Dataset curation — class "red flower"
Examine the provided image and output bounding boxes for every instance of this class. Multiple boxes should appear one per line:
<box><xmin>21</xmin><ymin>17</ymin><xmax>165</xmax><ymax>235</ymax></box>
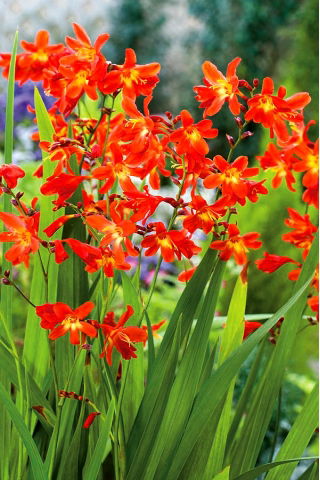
<box><xmin>203</xmin><ymin>155</ymin><xmax>259</xmax><ymax>204</ymax></box>
<box><xmin>169</xmin><ymin>109</ymin><xmax>218</xmax><ymax>156</ymax></box>
<box><xmin>0</xmin><ymin>212</ymin><xmax>40</xmax><ymax>267</ymax></box>
<box><xmin>99</xmin><ymin>305</ymin><xmax>147</xmax><ymax>365</ymax></box>
<box><xmin>282</xmin><ymin>208</ymin><xmax>317</xmax><ymax>258</ymax></box>
<box><xmin>210</xmin><ymin>224</ymin><xmax>262</xmax><ymax>265</ymax></box>
<box><xmin>40</xmin><ymin>173</ymin><xmax>89</xmax><ymax>208</ymax></box>
<box><xmin>141</xmin><ymin>222</ymin><xmax>201</xmax><ymax>262</ymax></box>
<box><xmin>243</xmin><ymin>321</ymin><xmax>262</xmax><ymax>339</ymax></box>
<box><xmin>0</xmin><ymin>164</ymin><xmax>25</xmax><ymax>190</ymax></box>
<box><xmin>83</xmin><ymin>412</ymin><xmax>101</xmax><ymax>429</ymax></box>
<box><xmin>182</xmin><ymin>195</ymin><xmax>229</xmax><ymax>234</ymax></box>
<box><xmin>101</xmin><ymin>48</ymin><xmax>160</xmax><ymax>99</ymax></box>
<box><xmin>245</xmin><ymin>78</ymin><xmax>311</xmax><ymax>142</ymax></box>
<box><xmin>255</xmin><ymin>252</ymin><xmax>299</xmax><ymax>273</ymax></box>
<box><xmin>65</xmin><ymin>238</ymin><xmax>131</xmax><ymax>277</ymax></box>
<box><xmin>36</xmin><ymin>301</ymin><xmax>97</xmax><ymax>345</ymax></box>
<box><xmin>194</xmin><ymin>57</ymin><xmax>243</xmax><ymax>116</ymax></box>
<box><xmin>257</xmin><ymin>143</ymin><xmax>296</xmax><ymax>192</ymax></box>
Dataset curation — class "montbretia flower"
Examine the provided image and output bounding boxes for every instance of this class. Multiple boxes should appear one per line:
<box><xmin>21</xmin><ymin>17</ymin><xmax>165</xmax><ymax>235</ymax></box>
<box><xmin>245</xmin><ymin>77</ymin><xmax>311</xmax><ymax>142</ymax></box>
<box><xmin>101</xmin><ymin>48</ymin><xmax>160</xmax><ymax>99</ymax></box>
<box><xmin>210</xmin><ymin>224</ymin><xmax>262</xmax><ymax>265</ymax></box>
<box><xmin>99</xmin><ymin>305</ymin><xmax>147</xmax><ymax>365</ymax></box>
<box><xmin>255</xmin><ymin>252</ymin><xmax>299</xmax><ymax>273</ymax></box>
<box><xmin>203</xmin><ymin>155</ymin><xmax>260</xmax><ymax>204</ymax></box>
<box><xmin>169</xmin><ymin>109</ymin><xmax>218</xmax><ymax>156</ymax></box>
<box><xmin>141</xmin><ymin>222</ymin><xmax>201</xmax><ymax>262</ymax></box>
<box><xmin>0</xmin><ymin>212</ymin><xmax>40</xmax><ymax>267</ymax></box>
<box><xmin>0</xmin><ymin>164</ymin><xmax>25</xmax><ymax>190</ymax></box>
<box><xmin>194</xmin><ymin>57</ymin><xmax>243</xmax><ymax>116</ymax></box>
<box><xmin>36</xmin><ymin>301</ymin><xmax>97</xmax><ymax>345</ymax></box>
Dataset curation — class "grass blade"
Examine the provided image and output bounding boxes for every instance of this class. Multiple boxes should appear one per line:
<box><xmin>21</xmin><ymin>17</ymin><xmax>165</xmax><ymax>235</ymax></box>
<box><xmin>82</xmin><ymin>398</ymin><xmax>115</xmax><ymax>480</ymax></box>
<box><xmin>233</xmin><ymin>458</ymin><xmax>318</xmax><ymax>480</ymax></box>
<box><xmin>0</xmin><ymin>381</ymin><xmax>47</xmax><ymax>480</ymax></box>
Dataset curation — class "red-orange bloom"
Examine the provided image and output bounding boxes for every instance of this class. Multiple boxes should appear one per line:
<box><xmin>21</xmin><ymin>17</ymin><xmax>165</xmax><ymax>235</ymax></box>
<box><xmin>40</xmin><ymin>173</ymin><xmax>89</xmax><ymax>208</ymax></box>
<box><xmin>36</xmin><ymin>301</ymin><xmax>97</xmax><ymax>345</ymax></box>
<box><xmin>0</xmin><ymin>165</ymin><xmax>25</xmax><ymax>190</ymax></box>
<box><xmin>245</xmin><ymin>78</ymin><xmax>311</xmax><ymax>142</ymax></box>
<box><xmin>170</xmin><ymin>109</ymin><xmax>218</xmax><ymax>156</ymax></box>
<box><xmin>210</xmin><ymin>224</ymin><xmax>262</xmax><ymax>265</ymax></box>
<box><xmin>182</xmin><ymin>195</ymin><xmax>229</xmax><ymax>234</ymax></box>
<box><xmin>99</xmin><ymin>305</ymin><xmax>147</xmax><ymax>365</ymax></box>
<box><xmin>0</xmin><ymin>30</ymin><xmax>66</xmax><ymax>84</ymax></box>
<box><xmin>65</xmin><ymin>238</ymin><xmax>131</xmax><ymax>277</ymax></box>
<box><xmin>194</xmin><ymin>57</ymin><xmax>243</xmax><ymax>116</ymax></box>
<box><xmin>282</xmin><ymin>208</ymin><xmax>317</xmax><ymax>258</ymax></box>
<box><xmin>141</xmin><ymin>222</ymin><xmax>201</xmax><ymax>262</ymax></box>
<box><xmin>255</xmin><ymin>252</ymin><xmax>299</xmax><ymax>273</ymax></box>
<box><xmin>203</xmin><ymin>155</ymin><xmax>260</xmax><ymax>204</ymax></box>
<box><xmin>101</xmin><ymin>48</ymin><xmax>160</xmax><ymax>99</ymax></box>
<box><xmin>0</xmin><ymin>212</ymin><xmax>40</xmax><ymax>267</ymax></box>
<box><xmin>243</xmin><ymin>321</ymin><xmax>262</xmax><ymax>339</ymax></box>
<box><xmin>63</xmin><ymin>23</ymin><xmax>109</xmax><ymax>66</ymax></box>
<box><xmin>257</xmin><ymin>143</ymin><xmax>296</xmax><ymax>192</ymax></box>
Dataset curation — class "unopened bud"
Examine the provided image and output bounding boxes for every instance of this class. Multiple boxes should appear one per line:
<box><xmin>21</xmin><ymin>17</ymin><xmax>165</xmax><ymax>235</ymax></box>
<box><xmin>234</xmin><ymin>117</ymin><xmax>243</xmax><ymax>128</ymax></box>
<box><xmin>1</xmin><ymin>278</ymin><xmax>11</xmax><ymax>285</ymax></box>
<box><xmin>241</xmin><ymin>131</ymin><xmax>254</xmax><ymax>139</ymax></box>
<box><xmin>4</xmin><ymin>270</ymin><xmax>10</xmax><ymax>278</ymax></box>
<box><xmin>112</xmin><ymin>89</ymin><xmax>121</xmax><ymax>98</ymax></box>
<box><xmin>11</xmin><ymin>199</ymin><xmax>18</xmax><ymax>207</ymax></box>
<box><xmin>41</xmin><ymin>241</ymin><xmax>49</xmax><ymax>248</ymax></box>
<box><xmin>226</xmin><ymin>134</ymin><xmax>235</xmax><ymax>147</ymax></box>
<box><xmin>16</xmin><ymin>191</ymin><xmax>24</xmax><ymax>199</ymax></box>
<box><xmin>253</xmin><ymin>78</ymin><xmax>259</xmax><ymax>88</ymax></box>
<box><xmin>2</xmin><ymin>186</ymin><xmax>11</xmax><ymax>194</ymax></box>
<box><xmin>165</xmin><ymin>111</ymin><xmax>173</xmax><ymax>120</ymax></box>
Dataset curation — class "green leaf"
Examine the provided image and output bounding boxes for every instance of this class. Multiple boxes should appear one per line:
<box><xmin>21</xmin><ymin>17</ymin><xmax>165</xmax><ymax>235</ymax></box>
<box><xmin>165</xmin><ymin>265</ymin><xmax>316</xmax><ymax>480</ymax></box>
<box><xmin>296</xmin><ymin>461</ymin><xmax>319</xmax><ymax>480</ymax></box>
<box><xmin>126</xmin><ymin>317</ymin><xmax>181</xmax><ymax>478</ymax></box>
<box><xmin>212</xmin><ymin>466</ymin><xmax>230</xmax><ymax>480</ymax></box>
<box><xmin>233</xmin><ymin>458</ymin><xmax>318</xmax><ymax>480</ymax></box>
<box><xmin>230</xmin><ymin>232</ymin><xmax>319</xmax><ymax>476</ymax></box>
<box><xmin>23</xmin><ymin>88</ymin><xmax>62</xmax><ymax>386</ymax></box>
<box><xmin>205</xmin><ymin>271</ymin><xmax>248</xmax><ymax>478</ymax></box>
<box><xmin>127</xmin><ymin>248</ymin><xmax>218</xmax><ymax>466</ymax></box>
<box><xmin>132</xmin><ymin>260</ymin><xmax>225</xmax><ymax>480</ymax></box>
<box><xmin>0</xmin><ymin>381</ymin><xmax>47</xmax><ymax>480</ymax></box>
<box><xmin>82</xmin><ymin>398</ymin><xmax>115</xmax><ymax>480</ymax></box>
<box><xmin>265</xmin><ymin>383</ymin><xmax>318</xmax><ymax>480</ymax></box>
<box><xmin>0</xmin><ymin>32</ymin><xmax>20</xmax><ymax>480</ymax></box>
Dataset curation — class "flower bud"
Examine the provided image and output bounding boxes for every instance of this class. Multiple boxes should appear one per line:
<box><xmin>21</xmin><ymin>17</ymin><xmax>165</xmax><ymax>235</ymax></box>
<box><xmin>234</xmin><ymin>117</ymin><xmax>243</xmax><ymax>128</ymax></box>
<box><xmin>226</xmin><ymin>134</ymin><xmax>235</xmax><ymax>147</ymax></box>
<box><xmin>1</xmin><ymin>278</ymin><xmax>11</xmax><ymax>285</ymax></box>
<box><xmin>16</xmin><ymin>191</ymin><xmax>24</xmax><ymax>199</ymax></box>
<box><xmin>4</xmin><ymin>270</ymin><xmax>10</xmax><ymax>278</ymax></box>
<box><xmin>253</xmin><ymin>78</ymin><xmax>259</xmax><ymax>87</ymax></box>
<box><xmin>241</xmin><ymin>131</ymin><xmax>254</xmax><ymax>139</ymax></box>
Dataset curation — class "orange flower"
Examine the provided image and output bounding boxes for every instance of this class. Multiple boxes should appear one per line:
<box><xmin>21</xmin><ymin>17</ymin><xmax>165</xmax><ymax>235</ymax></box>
<box><xmin>40</xmin><ymin>173</ymin><xmax>89</xmax><ymax>208</ymax></box>
<box><xmin>203</xmin><ymin>155</ymin><xmax>260</xmax><ymax>204</ymax></box>
<box><xmin>101</xmin><ymin>48</ymin><xmax>160</xmax><ymax>99</ymax></box>
<box><xmin>182</xmin><ymin>195</ymin><xmax>229</xmax><ymax>234</ymax></box>
<box><xmin>255</xmin><ymin>252</ymin><xmax>299</xmax><ymax>273</ymax></box>
<box><xmin>99</xmin><ymin>305</ymin><xmax>147</xmax><ymax>365</ymax></box>
<box><xmin>245</xmin><ymin>78</ymin><xmax>311</xmax><ymax>142</ymax></box>
<box><xmin>0</xmin><ymin>212</ymin><xmax>40</xmax><ymax>267</ymax></box>
<box><xmin>210</xmin><ymin>224</ymin><xmax>262</xmax><ymax>265</ymax></box>
<box><xmin>243</xmin><ymin>321</ymin><xmax>262</xmax><ymax>339</ymax></box>
<box><xmin>0</xmin><ymin>164</ymin><xmax>25</xmax><ymax>190</ymax></box>
<box><xmin>65</xmin><ymin>238</ymin><xmax>131</xmax><ymax>277</ymax></box>
<box><xmin>141</xmin><ymin>222</ymin><xmax>201</xmax><ymax>262</ymax></box>
<box><xmin>194</xmin><ymin>57</ymin><xmax>243</xmax><ymax>116</ymax></box>
<box><xmin>282</xmin><ymin>208</ymin><xmax>317</xmax><ymax>258</ymax></box>
<box><xmin>257</xmin><ymin>143</ymin><xmax>296</xmax><ymax>192</ymax></box>
<box><xmin>169</xmin><ymin>109</ymin><xmax>218</xmax><ymax>156</ymax></box>
<box><xmin>36</xmin><ymin>301</ymin><xmax>97</xmax><ymax>345</ymax></box>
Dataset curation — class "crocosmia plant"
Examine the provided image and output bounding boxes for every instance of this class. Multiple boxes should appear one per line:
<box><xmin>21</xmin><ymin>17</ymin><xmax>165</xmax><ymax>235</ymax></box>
<box><xmin>0</xmin><ymin>24</ymin><xmax>318</xmax><ymax>480</ymax></box>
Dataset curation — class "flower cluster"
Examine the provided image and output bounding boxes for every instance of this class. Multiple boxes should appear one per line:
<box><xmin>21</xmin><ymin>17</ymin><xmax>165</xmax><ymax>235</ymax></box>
<box><xmin>0</xmin><ymin>23</ymin><xmax>318</xmax><ymax>359</ymax></box>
